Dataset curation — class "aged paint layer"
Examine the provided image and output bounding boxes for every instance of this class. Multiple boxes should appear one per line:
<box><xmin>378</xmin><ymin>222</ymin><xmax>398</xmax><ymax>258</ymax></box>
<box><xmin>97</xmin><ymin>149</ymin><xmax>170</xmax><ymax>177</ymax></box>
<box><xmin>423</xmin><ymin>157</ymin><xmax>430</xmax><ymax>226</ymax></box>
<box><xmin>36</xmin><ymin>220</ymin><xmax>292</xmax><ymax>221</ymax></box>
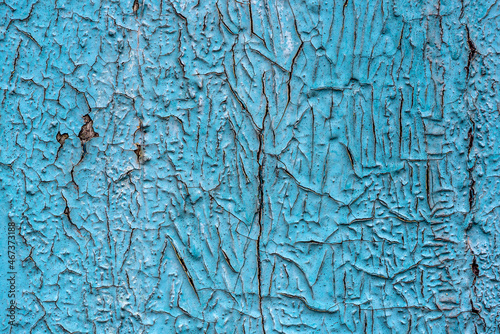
<box><xmin>0</xmin><ymin>0</ymin><xmax>499</xmax><ymax>333</ymax></box>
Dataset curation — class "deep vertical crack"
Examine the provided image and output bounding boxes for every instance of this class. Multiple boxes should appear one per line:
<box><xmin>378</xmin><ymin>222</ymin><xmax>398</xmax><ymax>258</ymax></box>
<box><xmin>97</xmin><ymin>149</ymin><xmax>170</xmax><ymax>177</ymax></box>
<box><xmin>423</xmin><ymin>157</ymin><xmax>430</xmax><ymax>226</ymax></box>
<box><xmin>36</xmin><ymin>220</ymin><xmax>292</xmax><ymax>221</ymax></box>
<box><xmin>256</xmin><ymin>131</ymin><xmax>266</xmax><ymax>334</ymax></box>
<box><xmin>256</xmin><ymin>75</ymin><xmax>270</xmax><ymax>334</ymax></box>
<box><xmin>465</xmin><ymin>25</ymin><xmax>477</xmax><ymax>79</ymax></box>
<box><xmin>463</xmin><ymin>24</ymin><xmax>484</xmax><ymax>327</ymax></box>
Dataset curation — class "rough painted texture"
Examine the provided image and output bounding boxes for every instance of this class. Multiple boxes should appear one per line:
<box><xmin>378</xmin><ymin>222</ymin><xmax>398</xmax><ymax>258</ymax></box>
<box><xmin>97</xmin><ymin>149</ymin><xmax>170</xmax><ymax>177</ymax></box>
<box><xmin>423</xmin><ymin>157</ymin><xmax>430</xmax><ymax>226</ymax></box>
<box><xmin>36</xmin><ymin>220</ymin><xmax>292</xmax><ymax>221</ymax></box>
<box><xmin>0</xmin><ymin>0</ymin><xmax>498</xmax><ymax>332</ymax></box>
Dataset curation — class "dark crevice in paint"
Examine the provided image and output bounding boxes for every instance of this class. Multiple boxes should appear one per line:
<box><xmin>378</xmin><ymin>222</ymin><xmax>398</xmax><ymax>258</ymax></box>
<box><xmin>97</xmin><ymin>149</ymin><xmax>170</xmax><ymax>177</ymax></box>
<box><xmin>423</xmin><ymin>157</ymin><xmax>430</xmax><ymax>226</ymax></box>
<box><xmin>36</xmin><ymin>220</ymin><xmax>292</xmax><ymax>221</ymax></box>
<box><xmin>255</xmin><ymin>75</ymin><xmax>270</xmax><ymax>334</ymax></box>
<box><xmin>55</xmin><ymin>132</ymin><xmax>68</xmax><ymax>161</ymax></box>
<box><xmin>169</xmin><ymin>237</ymin><xmax>200</xmax><ymax>301</ymax></box>
<box><xmin>70</xmin><ymin>166</ymin><xmax>79</xmax><ymax>193</ymax></box>
<box><xmin>471</xmin><ymin>299</ymin><xmax>481</xmax><ymax>314</ymax></box>
<box><xmin>133</xmin><ymin>0</ymin><xmax>139</xmax><ymax>14</ymax></box>
<box><xmin>56</xmin><ymin>132</ymin><xmax>69</xmax><ymax>146</ymax></box>
<box><xmin>78</xmin><ymin>114</ymin><xmax>99</xmax><ymax>145</ymax></box>
<box><xmin>62</xmin><ymin>193</ymin><xmax>83</xmax><ymax>238</ymax></box>
<box><xmin>467</xmin><ymin>124</ymin><xmax>476</xmax><ymax>217</ymax></box>
<box><xmin>256</xmin><ymin>117</ymin><xmax>266</xmax><ymax>334</ymax></box>
<box><xmin>70</xmin><ymin>114</ymin><xmax>99</xmax><ymax>193</ymax></box>
<box><xmin>133</xmin><ymin>119</ymin><xmax>145</xmax><ymax>164</ymax></box>
<box><xmin>463</xmin><ymin>23</ymin><xmax>484</xmax><ymax>326</ymax></box>
<box><xmin>134</xmin><ymin>144</ymin><xmax>142</xmax><ymax>162</ymax></box>
<box><xmin>472</xmin><ymin>257</ymin><xmax>480</xmax><ymax>277</ymax></box>
<box><xmin>465</xmin><ymin>25</ymin><xmax>477</xmax><ymax>79</ymax></box>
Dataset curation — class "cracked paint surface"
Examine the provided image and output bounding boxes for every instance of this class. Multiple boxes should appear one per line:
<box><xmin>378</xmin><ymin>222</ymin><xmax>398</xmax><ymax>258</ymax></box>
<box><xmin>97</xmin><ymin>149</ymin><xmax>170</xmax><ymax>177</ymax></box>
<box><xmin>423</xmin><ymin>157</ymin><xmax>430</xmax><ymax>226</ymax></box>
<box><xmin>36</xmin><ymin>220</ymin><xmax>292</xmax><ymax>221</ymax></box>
<box><xmin>0</xmin><ymin>0</ymin><xmax>499</xmax><ymax>332</ymax></box>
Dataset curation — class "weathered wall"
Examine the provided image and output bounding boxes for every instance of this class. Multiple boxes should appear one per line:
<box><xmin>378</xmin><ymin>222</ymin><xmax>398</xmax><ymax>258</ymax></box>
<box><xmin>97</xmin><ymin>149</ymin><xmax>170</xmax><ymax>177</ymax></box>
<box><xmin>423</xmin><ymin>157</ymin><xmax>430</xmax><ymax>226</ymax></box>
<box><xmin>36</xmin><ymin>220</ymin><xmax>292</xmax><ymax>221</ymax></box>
<box><xmin>0</xmin><ymin>0</ymin><xmax>498</xmax><ymax>332</ymax></box>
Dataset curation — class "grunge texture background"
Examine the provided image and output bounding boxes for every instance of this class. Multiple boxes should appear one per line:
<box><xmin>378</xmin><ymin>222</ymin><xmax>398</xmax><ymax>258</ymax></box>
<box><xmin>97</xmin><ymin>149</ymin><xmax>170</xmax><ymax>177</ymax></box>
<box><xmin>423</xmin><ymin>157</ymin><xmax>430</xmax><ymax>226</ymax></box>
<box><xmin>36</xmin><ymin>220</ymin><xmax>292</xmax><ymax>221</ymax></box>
<box><xmin>1</xmin><ymin>0</ymin><xmax>499</xmax><ymax>333</ymax></box>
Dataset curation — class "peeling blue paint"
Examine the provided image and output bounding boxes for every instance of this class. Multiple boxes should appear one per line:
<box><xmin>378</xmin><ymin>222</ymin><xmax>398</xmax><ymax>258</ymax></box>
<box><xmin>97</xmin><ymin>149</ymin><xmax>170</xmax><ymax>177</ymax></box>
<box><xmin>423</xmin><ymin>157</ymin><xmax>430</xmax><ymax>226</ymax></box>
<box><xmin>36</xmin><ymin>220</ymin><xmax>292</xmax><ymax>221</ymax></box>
<box><xmin>0</xmin><ymin>0</ymin><xmax>499</xmax><ymax>332</ymax></box>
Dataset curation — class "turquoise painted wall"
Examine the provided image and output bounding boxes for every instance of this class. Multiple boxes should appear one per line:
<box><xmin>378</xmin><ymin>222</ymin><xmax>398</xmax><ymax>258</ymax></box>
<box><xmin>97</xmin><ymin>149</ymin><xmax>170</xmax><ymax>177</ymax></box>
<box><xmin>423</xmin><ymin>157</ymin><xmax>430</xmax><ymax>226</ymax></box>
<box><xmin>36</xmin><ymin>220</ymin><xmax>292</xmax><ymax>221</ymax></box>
<box><xmin>0</xmin><ymin>0</ymin><xmax>498</xmax><ymax>332</ymax></box>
